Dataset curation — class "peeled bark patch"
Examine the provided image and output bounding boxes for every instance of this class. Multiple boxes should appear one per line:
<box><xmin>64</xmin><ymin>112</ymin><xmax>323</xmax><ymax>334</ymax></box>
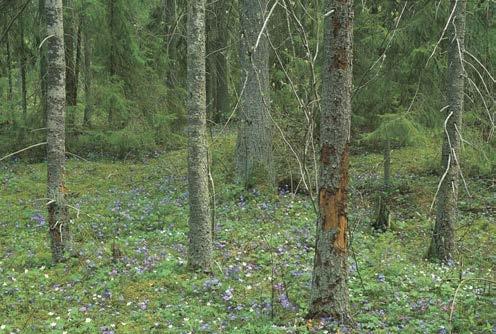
<box><xmin>319</xmin><ymin>144</ymin><xmax>349</xmax><ymax>252</ymax></box>
<box><xmin>309</xmin><ymin>0</ymin><xmax>353</xmax><ymax>323</ymax></box>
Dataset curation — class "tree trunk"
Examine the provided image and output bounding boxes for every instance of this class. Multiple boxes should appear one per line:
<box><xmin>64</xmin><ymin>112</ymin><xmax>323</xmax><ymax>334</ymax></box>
<box><xmin>308</xmin><ymin>0</ymin><xmax>353</xmax><ymax>324</ymax></box>
<box><xmin>163</xmin><ymin>0</ymin><xmax>177</xmax><ymax>86</ymax></box>
<box><xmin>6</xmin><ymin>34</ymin><xmax>13</xmax><ymax>117</ymax></box>
<box><xmin>74</xmin><ymin>17</ymin><xmax>81</xmax><ymax>103</ymax></box>
<box><xmin>64</xmin><ymin>0</ymin><xmax>77</xmax><ymax>107</ymax></box>
<box><xmin>373</xmin><ymin>140</ymin><xmax>391</xmax><ymax>231</ymax></box>
<box><xmin>428</xmin><ymin>0</ymin><xmax>466</xmax><ymax>264</ymax></box>
<box><xmin>19</xmin><ymin>19</ymin><xmax>28</xmax><ymax>122</ymax></box>
<box><xmin>215</xmin><ymin>0</ymin><xmax>229</xmax><ymax>124</ymax></box>
<box><xmin>235</xmin><ymin>0</ymin><xmax>273</xmax><ymax>188</ymax></box>
<box><xmin>39</xmin><ymin>0</ymin><xmax>48</xmax><ymax>125</ymax></box>
<box><xmin>45</xmin><ymin>0</ymin><xmax>70</xmax><ymax>263</ymax></box>
<box><xmin>206</xmin><ymin>0</ymin><xmax>229</xmax><ymax>124</ymax></box>
<box><xmin>107</xmin><ymin>0</ymin><xmax>116</xmax><ymax>127</ymax></box>
<box><xmin>82</xmin><ymin>14</ymin><xmax>92</xmax><ymax>127</ymax></box>
<box><xmin>186</xmin><ymin>0</ymin><xmax>212</xmax><ymax>272</ymax></box>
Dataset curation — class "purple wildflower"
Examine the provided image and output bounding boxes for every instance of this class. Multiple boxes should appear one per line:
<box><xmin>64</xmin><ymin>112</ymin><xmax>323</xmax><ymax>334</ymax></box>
<box><xmin>31</xmin><ymin>213</ymin><xmax>46</xmax><ymax>226</ymax></box>
<box><xmin>222</xmin><ymin>287</ymin><xmax>234</xmax><ymax>301</ymax></box>
<box><xmin>203</xmin><ymin>278</ymin><xmax>220</xmax><ymax>290</ymax></box>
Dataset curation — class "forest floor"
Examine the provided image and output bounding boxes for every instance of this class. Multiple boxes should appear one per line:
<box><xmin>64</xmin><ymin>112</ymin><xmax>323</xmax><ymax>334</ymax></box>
<box><xmin>0</xmin><ymin>137</ymin><xmax>495</xmax><ymax>334</ymax></box>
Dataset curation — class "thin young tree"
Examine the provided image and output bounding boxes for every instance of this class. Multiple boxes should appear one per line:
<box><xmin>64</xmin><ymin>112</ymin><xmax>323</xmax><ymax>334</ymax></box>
<box><xmin>308</xmin><ymin>0</ymin><xmax>353</xmax><ymax>323</ymax></box>
<box><xmin>235</xmin><ymin>0</ymin><xmax>273</xmax><ymax>187</ymax></box>
<box><xmin>45</xmin><ymin>0</ymin><xmax>70</xmax><ymax>263</ymax></box>
<box><xmin>186</xmin><ymin>0</ymin><xmax>212</xmax><ymax>272</ymax></box>
<box><xmin>428</xmin><ymin>0</ymin><xmax>467</xmax><ymax>264</ymax></box>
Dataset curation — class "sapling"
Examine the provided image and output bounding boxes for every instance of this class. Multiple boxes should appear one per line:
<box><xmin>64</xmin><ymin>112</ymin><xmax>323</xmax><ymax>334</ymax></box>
<box><xmin>362</xmin><ymin>112</ymin><xmax>423</xmax><ymax>231</ymax></box>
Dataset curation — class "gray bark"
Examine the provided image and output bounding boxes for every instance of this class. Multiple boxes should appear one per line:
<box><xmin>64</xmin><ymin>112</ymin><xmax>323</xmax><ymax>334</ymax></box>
<box><xmin>235</xmin><ymin>0</ymin><xmax>273</xmax><ymax>187</ymax></box>
<box><xmin>308</xmin><ymin>0</ymin><xmax>353</xmax><ymax>323</ymax></box>
<box><xmin>187</xmin><ymin>0</ymin><xmax>213</xmax><ymax>272</ymax></box>
<box><xmin>45</xmin><ymin>0</ymin><xmax>70</xmax><ymax>263</ymax></box>
<box><xmin>428</xmin><ymin>0</ymin><xmax>466</xmax><ymax>264</ymax></box>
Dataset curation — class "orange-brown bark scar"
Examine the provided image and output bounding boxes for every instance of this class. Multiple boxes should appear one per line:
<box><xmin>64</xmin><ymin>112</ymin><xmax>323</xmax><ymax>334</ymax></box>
<box><xmin>319</xmin><ymin>188</ymin><xmax>338</xmax><ymax>232</ymax></box>
<box><xmin>319</xmin><ymin>143</ymin><xmax>350</xmax><ymax>252</ymax></box>
<box><xmin>334</xmin><ymin>215</ymin><xmax>347</xmax><ymax>252</ymax></box>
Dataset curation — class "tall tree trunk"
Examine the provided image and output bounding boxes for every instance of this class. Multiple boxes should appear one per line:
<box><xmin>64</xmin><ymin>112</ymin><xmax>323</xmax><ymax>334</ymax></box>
<box><xmin>215</xmin><ymin>0</ymin><xmax>229</xmax><ymax>124</ymax></box>
<box><xmin>45</xmin><ymin>0</ymin><xmax>70</xmax><ymax>263</ymax></box>
<box><xmin>186</xmin><ymin>0</ymin><xmax>212</xmax><ymax>272</ymax></box>
<box><xmin>74</xmin><ymin>17</ymin><xmax>81</xmax><ymax>102</ymax></box>
<box><xmin>19</xmin><ymin>19</ymin><xmax>28</xmax><ymax>123</ymax></box>
<box><xmin>428</xmin><ymin>0</ymin><xmax>466</xmax><ymax>264</ymax></box>
<box><xmin>64</xmin><ymin>0</ymin><xmax>77</xmax><ymax>107</ymax></box>
<box><xmin>6</xmin><ymin>35</ymin><xmax>13</xmax><ymax>117</ymax></box>
<box><xmin>82</xmin><ymin>13</ymin><xmax>92</xmax><ymax>127</ymax></box>
<box><xmin>308</xmin><ymin>0</ymin><xmax>353</xmax><ymax>323</ymax></box>
<box><xmin>235</xmin><ymin>0</ymin><xmax>273</xmax><ymax>187</ymax></box>
<box><xmin>39</xmin><ymin>0</ymin><xmax>48</xmax><ymax>125</ymax></box>
<box><xmin>107</xmin><ymin>0</ymin><xmax>116</xmax><ymax>127</ymax></box>
<box><xmin>163</xmin><ymin>0</ymin><xmax>177</xmax><ymax>86</ymax></box>
<box><xmin>206</xmin><ymin>17</ymin><xmax>217</xmax><ymax>123</ymax></box>
<box><xmin>206</xmin><ymin>0</ymin><xmax>229</xmax><ymax>124</ymax></box>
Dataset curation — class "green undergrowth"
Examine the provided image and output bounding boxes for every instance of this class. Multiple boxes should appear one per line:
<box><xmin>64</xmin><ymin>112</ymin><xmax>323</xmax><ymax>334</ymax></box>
<box><xmin>0</xmin><ymin>137</ymin><xmax>494</xmax><ymax>333</ymax></box>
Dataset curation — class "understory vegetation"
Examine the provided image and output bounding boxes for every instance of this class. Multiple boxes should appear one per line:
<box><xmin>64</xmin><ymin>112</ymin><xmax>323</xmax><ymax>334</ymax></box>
<box><xmin>1</xmin><ymin>136</ymin><xmax>494</xmax><ymax>333</ymax></box>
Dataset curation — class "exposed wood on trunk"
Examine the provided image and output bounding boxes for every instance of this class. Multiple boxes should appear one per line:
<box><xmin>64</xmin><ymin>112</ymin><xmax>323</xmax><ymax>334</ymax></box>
<box><xmin>308</xmin><ymin>0</ymin><xmax>353</xmax><ymax>324</ymax></box>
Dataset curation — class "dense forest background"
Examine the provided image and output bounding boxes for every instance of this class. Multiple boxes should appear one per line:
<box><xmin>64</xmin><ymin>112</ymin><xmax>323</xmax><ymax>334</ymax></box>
<box><xmin>1</xmin><ymin>0</ymin><xmax>494</xmax><ymax>169</ymax></box>
<box><xmin>0</xmin><ymin>0</ymin><xmax>495</xmax><ymax>333</ymax></box>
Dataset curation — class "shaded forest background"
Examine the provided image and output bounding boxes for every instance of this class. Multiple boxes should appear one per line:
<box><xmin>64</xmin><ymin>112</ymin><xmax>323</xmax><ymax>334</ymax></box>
<box><xmin>0</xmin><ymin>0</ymin><xmax>494</xmax><ymax>177</ymax></box>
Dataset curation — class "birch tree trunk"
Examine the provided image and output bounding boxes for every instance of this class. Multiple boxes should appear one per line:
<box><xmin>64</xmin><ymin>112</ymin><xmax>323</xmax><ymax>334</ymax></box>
<box><xmin>45</xmin><ymin>0</ymin><xmax>70</xmax><ymax>263</ymax></box>
<box><xmin>308</xmin><ymin>0</ymin><xmax>353</xmax><ymax>323</ymax></box>
<box><xmin>187</xmin><ymin>0</ymin><xmax>212</xmax><ymax>272</ymax></box>
<box><xmin>235</xmin><ymin>0</ymin><xmax>273</xmax><ymax>187</ymax></box>
<box><xmin>428</xmin><ymin>0</ymin><xmax>466</xmax><ymax>264</ymax></box>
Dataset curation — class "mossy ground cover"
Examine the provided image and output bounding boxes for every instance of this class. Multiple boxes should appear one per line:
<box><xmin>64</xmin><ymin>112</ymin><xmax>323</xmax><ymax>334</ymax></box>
<box><xmin>0</xmin><ymin>138</ymin><xmax>494</xmax><ymax>333</ymax></box>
